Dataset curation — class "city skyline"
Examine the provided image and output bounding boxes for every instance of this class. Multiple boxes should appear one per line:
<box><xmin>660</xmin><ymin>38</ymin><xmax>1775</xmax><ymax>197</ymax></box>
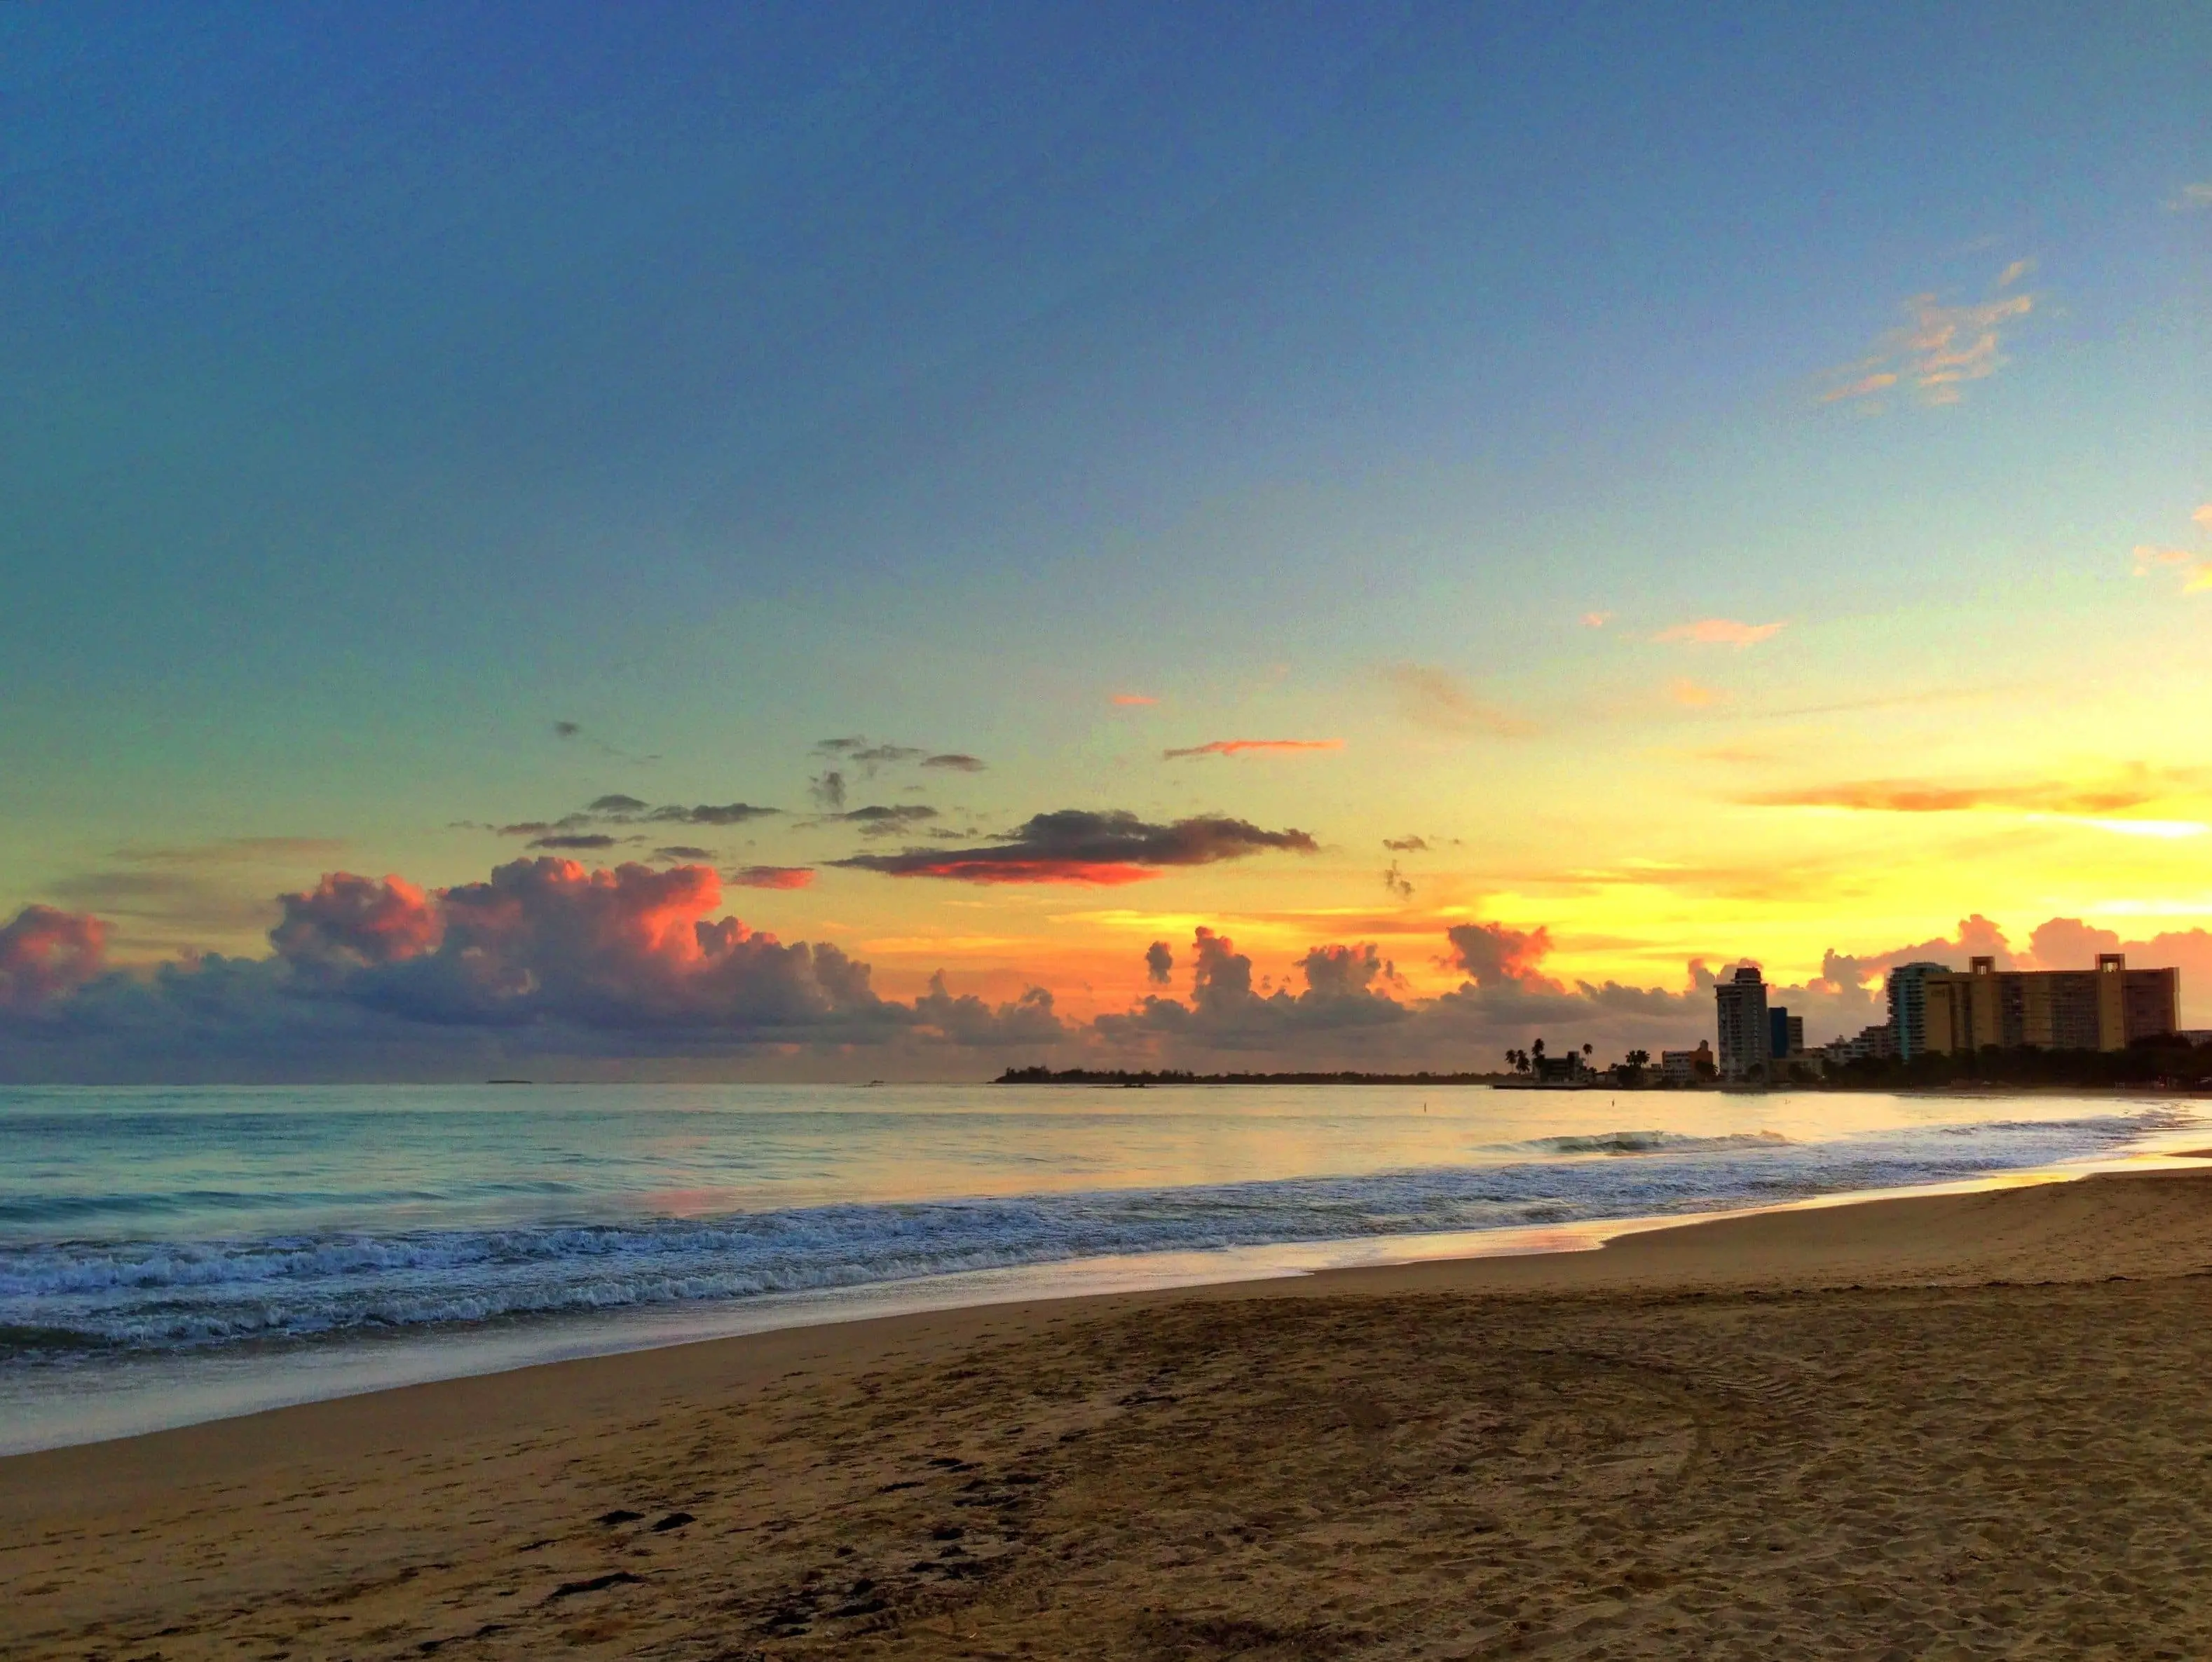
<box><xmin>4</xmin><ymin>4</ymin><xmax>2210</xmax><ymax>1079</ymax></box>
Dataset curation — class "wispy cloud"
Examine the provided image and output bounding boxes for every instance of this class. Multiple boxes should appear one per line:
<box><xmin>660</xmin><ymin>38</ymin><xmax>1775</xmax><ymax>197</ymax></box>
<box><xmin>1667</xmin><ymin>678</ymin><xmax>1723</xmax><ymax>709</ymax></box>
<box><xmin>1581</xmin><ymin>611</ymin><xmax>1612</xmax><ymax>628</ymax></box>
<box><xmin>1653</xmin><ymin>618</ymin><xmax>1787</xmax><ymax>647</ymax></box>
<box><xmin>1162</xmin><ymin>738</ymin><xmax>1344</xmax><ymax>760</ymax></box>
<box><xmin>1820</xmin><ymin>266</ymin><xmax>2037</xmax><ymax>410</ymax></box>
<box><xmin>1740</xmin><ymin>768</ymin><xmax>2197</xmax><ymax>816</ymax></box>
<box><xmin>2164</xmin><ymin>182</ymin><xmax>2212</xmax><ymax>211</ymax></box>
<box><xmin>727</xmin><ymin>865</ymin><xmax>817</xmax><ymax>889</ymax></box>
<box><xmin>2026</xmin><ymin>817</ymin><xmax>2208</xmax><ymax>840</ymax></box>
<box><xmin>834</xmin><ymin>809</ymin><xmax>1316</xmax><ymax>886</ymax></box>
<box><xmin>2130</xmin><ymin>505</ymin><xmax>2212</xmax><ymax>594</ymax></box>
<box><xmin>1111</xmin><ymin>693</ymin><xmax>1159</xmax><ymax>707</ymax></box>
<box><xmin>1379</xmin><ymin>664</ymin><xmax>1534</xmax><ymax>737</ymax></box>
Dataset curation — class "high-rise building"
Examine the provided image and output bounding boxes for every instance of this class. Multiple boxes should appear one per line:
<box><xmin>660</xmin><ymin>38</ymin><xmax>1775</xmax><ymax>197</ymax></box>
<box><xmin>1714</xmin><ymin>965</ymin><xmax>1770</xmax><ymax>1080</ymax></box>
<box><xmin>1766</xmin><ymin>1007</ymin><xmax>1803</xmax><ymax>1062</ymax></box>
<box><xmin>1922</xmin><ymin>954</ymin><xmax>2179</xmax><ymax>1054</ymax></box>
<box><xmin>1886</xmin><ymin>962</ymin><xmax>1948</xmax><ymax>1060</ymax></box>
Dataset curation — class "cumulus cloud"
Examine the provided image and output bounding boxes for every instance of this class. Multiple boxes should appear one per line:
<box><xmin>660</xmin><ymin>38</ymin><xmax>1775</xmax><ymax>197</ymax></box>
<box><xmin>0</xmin><ymin>859</ymin><xmax>1070</xmax><ymax>1079</ymax></box>
<box><xmin>727</xmin><ymin>866</ymin><xmax>816</xmax><ymax>890</ymax></box>
<box><xmin>831</xmin><ymin>810</ymin><xmax>1318</xmax><ymax>885</ymax></box>
<box><xmin>922</xmin><ymin>754</ymin><xmax>986</xmax><ymax>772</ymax></box>
<box><xmin>1144</xmin><ymin>940</ymin><xmax>1174</xmax><ymax>985</ymax></box>
<box><xmin>1653</xmin><ymin>618</ymin><xmax>1787</xmax><ymax>647</ymax></box>
<box><xmin>1095</xmin><ymin>928</ymin><xmax>1409</xmax><ymax>1050</ymax></box>
<box><xmin>810</xmin><ymin>771</ymin><xmax>848</xmax><ymax>812</ymax></box>
<box><xmin>0</xmin><ymin>906</ymin><xmax>109</xmax><ymax>1010</ymax></box>
<box><xmin>1382</xmin><ymin>836</ymin><xmax>1429</xmax><ymax>853</ymax></box>
<box><xmin>1381</xmin><ymin>664</ymin><xmax>1534</xmax><ymax>737</ymax></box>
<box><xmin>1162</xmin><ymin>739</ymin><xmax>1344</xmax><ymax>760</ymax></box>
<box><xmin>1821</xmin><ymin>270</ymin><xmax>2037</xmax><ymax>409</ymax></box>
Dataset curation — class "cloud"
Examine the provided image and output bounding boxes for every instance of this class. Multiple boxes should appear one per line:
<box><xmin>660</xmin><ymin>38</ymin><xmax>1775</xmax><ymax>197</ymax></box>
<box><xmin>2164</xmin><ymin>182</ymin><xmax>2212</xmax><ymax>211</ymax></box>
<box><xmin>499</xmin><ymin>798</ymin><xmax>780</xmax><ymax>837</ymax></box>
<box><xmin>2021</xmin><ymin>920</ymin><xmax>2212</xmax><ymax>987</ymax></box>
<box><xmin>1112</xmin><ymin>694</ymin><xmax>1159</xmax><ymax>707</ymax></box>
<box><xmin>1653</xmin><ymin>618</ymin><xmax>1787</xmax><ymax>647</ymax></box>
<box><xmin>1821</xmin><ymin>270</ymin><xmax>2037</xmax><ymax>409</ymax></box>
<box><xmin>922</xmin><ymin>754</ymin><xmax>987</xmax><ymax>772</ymax></box>
<box><xmin>1144</xmin><ymin>940</ymin><xmax>1174</xmax><ymax>985</ymax></box>
<box><xmin>1380</xmin><ymin>664</ymin><xmax>1534</xmax><ymax>737</ymax></box>
<box><xmin>831</xmin><ymin>809</ymin><xmax>1318</xmax><ymax>885</ymax></box>
<box><xmin>726</xmin><ymin>866</ymin><xmax>817</xmax><ymax>890</ymax></box>
<box><xmin>1161</xmin><ymin>739</ymin><xmax>1344</xmax><ymax>760</ymax></box>
<box><xmin>529</xmin><ymin>833</ymin><xmax>620</xmax><ymax>850</ymax></box>
<box><xmin>1581</xmin><ymin>611</ymin><xmax>1613</xmax><ymax>628</ymax></box>
<box><xmin>1738</xmin><ymin>769</ymin><xmax>2190</xmax><ymax>815</ymax></box>
<box><xmin>653</xmin><ymin>845</ymin><xmax>716</xmax><ymax>861</ymax></box>
<box><xmin>2131</xmin><ymin>505</ymin><xmax>2212</xmax><ymax>594</ymax></box>
<box><xmin>1095</xmin><ymin>928</ymin><xmax>1409</xmax><ymax>1050</ymax></box>
<box><xmin>0</xmin><ymin>906</ymin><xmax>108</xmax><ymax>1010</ymax></box>
<box><xmin>814</xmin><ymin>737</ymin><xmax>868</xmax><ymax>755</ymax></box>
<box><xmin>1382</xmin><ymin>863</ymin><xmax>1414</xmax><ymax>901</ymax></box>
<box><xmin>1667</xmin><ymin>679</ymin><xmax>1722</xmax><ymax>708</ymax></box>
<box><xmin>0</xmin><ymin>858</ymin><xmax>1085</xmax><ymax>1079</ymax></box>
<box><xmin>833</xmin><ymin>805</ymin><xmax>941</xmax><ymax>837</ymax></box>
<box><xmin>554</xmin><ymin>721</ymin><xmax>582</xmax><ymax>739</ymax></box>
<box><xmin>810</xmin><ymin>771</ymin><xmax>848</xmax><ymax>812</ymax></box>
<box><xmin>1382</xmin><ymin>836</ymin><xmax>1429</xmax><ymax>853</ymax></box>
<box><xmin>1443</xmin><ymin>922</ymin><xmax>1562</xmax><ymax>991</ymax></box>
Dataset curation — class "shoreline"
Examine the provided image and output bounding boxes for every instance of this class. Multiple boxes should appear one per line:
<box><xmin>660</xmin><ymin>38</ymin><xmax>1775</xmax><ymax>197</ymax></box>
<box><xmin>8</xmin><ymin>1121</ymin><xmax>2210</xmax><ymax>1459</ymax></box>
<box><xmin>8</xmin><ymin>1167</ymin><xmax>2212</xmax><ymax>1658</ymax></box>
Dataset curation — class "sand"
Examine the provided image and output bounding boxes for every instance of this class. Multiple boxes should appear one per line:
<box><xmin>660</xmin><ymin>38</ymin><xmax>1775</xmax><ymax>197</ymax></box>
<box><xmin>8</xmin><ymin>1169</ymin><xmax>2212</xmax><ymax>1660</ymax></box>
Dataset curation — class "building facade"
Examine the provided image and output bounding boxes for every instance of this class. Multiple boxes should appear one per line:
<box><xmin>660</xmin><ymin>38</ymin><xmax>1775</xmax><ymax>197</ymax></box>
<box><xmin>1921</xmin><ymin>954</ymin><xmax>2179</xmax><ymax>1054</ymax></box>
<box><xmin>1714</xmin><ymin>965</ymin><xmax>1770</xmax><ymax>1080</ymax></box>
<box><xmin>1766</xmin><ymin>1007</ymin><xmax>1803</xmax><ymax>1062</ymax></box>
<box><xmin>1660</xmin><ymin>1041</ymin><xmax>1714</xmax><ymax>1084</ymax></box>
<box><xmin>1885</xmin><ymin>962</ymin><xmax>1949</xmax><ymax>1060</ymax></box>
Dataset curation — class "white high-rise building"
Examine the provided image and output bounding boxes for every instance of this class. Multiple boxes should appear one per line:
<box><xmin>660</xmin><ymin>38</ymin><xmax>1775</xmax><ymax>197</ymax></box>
<box><xmin>1714</xmin><ymin>965</ymin><xmax>1770</xmax><ymax>1081</ymax></box>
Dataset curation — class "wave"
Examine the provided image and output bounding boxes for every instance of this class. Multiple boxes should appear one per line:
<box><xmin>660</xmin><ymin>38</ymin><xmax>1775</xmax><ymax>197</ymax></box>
<box><xmin>0</xmin><ymin>1108</ymin><xmax>2178</xmax><ymax>1357</ymax></box>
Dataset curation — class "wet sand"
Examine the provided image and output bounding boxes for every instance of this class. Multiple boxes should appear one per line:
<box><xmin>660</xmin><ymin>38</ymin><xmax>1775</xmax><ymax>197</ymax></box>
<box><xmin>7</xmin><ymin>1169</ymin><xmax>2212</xmax><ymax>1660</ymax></box>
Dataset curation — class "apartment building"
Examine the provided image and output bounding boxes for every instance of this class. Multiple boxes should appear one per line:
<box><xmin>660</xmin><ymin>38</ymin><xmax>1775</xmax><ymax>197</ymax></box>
<box><xmin>1921</xmin><ymin>954</ymin><xmax>2178</xmax><ymax>1055</ymax></box>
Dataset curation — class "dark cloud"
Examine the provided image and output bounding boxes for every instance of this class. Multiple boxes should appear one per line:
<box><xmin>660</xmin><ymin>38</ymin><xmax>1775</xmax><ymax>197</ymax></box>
<box><xmin>528</xmin><ymin>833</ymin><xmax>620</xmax><ymax>850</ymax></box>
<box><xmin>1096</xmin><ymin>928</ymin><xmax>1407</xmax><ymax>1049</ymax></box>
<box><xmin>835</xmin><ymin>805</ymin><xmax>941</xmax><ymax>838</ymax></box>
<box><xmin>727</xmin><ymin>866</ymin><xmax>815</xmax><ymax>890</ymax></box>
<box><xmin>810</xmin><ymin>770</ymin><xmax>848</xmax><ymax>812</ymax></box>
<box><xmin>922</xmin><ymin>754</ymin><xmax>987</xmax><ymax>772</ymax></box>
<box><xmin>646</xmin><ymin>802</ymin><xmax>779</xmax><ymax>826</ymax></box>
<box><xmin>833</xmin><ymin>810</ymin><xmax>1317</xmax><ymax>885</ymax></box>
<box><xmin>554</xmin><ymin>721</ymin><xmax>581</xmax><ymax>739</ymax></box>
<box><xmin>653</xmin><ymin>845</ymin><xmax>716</xmax><ymax>862</ymax></box>
<box><xmin>589</xmin><ymin>794</ymin><xmax>650</xmax><ymax>813</ymax></box>
<box><xmin>1145</xmin><ymin>940</ymin><xmax>1173</xmax><ymax>985</ymax></box>
<box><xmin>814</xmin><ymin>737</ymin><xmax>868</xmax><ymax>755</ymax></box>
<box><xmin>0</xmin><ymin>906</ymin><xmax>107</xmax><ymax>1010</ymax></box>
<box><xmin>1383</xmin><ymin>862</ymin><xmax>1413</xmax><ymax>901</ymax></box>
<box><xmin>912</xmin><ymin>974</ymin><xmax>1062</xmax><ymax>1047</ymax></box>
<box><xmin>1382</xmin><ymin>835</ymin><xmax>1429</xmax><ymax>853</ymax></box>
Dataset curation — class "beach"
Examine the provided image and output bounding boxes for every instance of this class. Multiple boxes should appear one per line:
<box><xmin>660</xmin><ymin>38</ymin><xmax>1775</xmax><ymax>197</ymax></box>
<box><xmin>7</xmin><ymin>1166</ymin><xmax>2212</xmax><ymax>1660</ymax></box>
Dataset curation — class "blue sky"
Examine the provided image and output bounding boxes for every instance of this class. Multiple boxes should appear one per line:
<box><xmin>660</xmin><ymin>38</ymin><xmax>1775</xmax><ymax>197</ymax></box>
<box><xmin>2</xmin><ymin>3</ymin><xmax>2208</xmax><ymax>1076</ymax></box>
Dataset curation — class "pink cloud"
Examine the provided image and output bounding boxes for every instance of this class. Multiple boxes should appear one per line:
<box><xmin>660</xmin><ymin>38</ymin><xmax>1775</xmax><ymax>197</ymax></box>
<box><xmin>1653</xmin><ymin>618</ymin><xmax>1787</xmax><ymax>646</ymax></box>
<box><xmin>1111</xmin><ymin>693</ymin><xmax>1159</xmax><ymax>707</ymax></box>
<box><xmin>1442</xmin><ymin>921</ymin><xmax>1563</xmax><ymax>993</ymax></box>
<box><xmin>1667</xmin><ymin>678</ymin><xmax>1723</xmax><ymax>708</ymax></box>
<box><xmin>0</xmin><ymin>905</ymin><xmax>107</xmax><ymax>1009</ymax></box>
<box><xmin>271</xmin><ymin>873</ymin><xmax>440</xmax><ymax>969</ymax></box>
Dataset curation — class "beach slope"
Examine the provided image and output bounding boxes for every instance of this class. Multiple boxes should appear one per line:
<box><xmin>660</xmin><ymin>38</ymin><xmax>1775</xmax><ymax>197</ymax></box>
<box><xmin>7</xmin><ymin>1169</ymin><xmax>2212</xmax><ymax>1659</ymax></box>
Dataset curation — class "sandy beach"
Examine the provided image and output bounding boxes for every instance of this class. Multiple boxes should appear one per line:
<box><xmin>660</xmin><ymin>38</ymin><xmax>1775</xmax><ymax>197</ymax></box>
<box><xmin>7</xmin><ymin>1168</ymin><xmax>2212</xmax><ymax>1660</ymax></box>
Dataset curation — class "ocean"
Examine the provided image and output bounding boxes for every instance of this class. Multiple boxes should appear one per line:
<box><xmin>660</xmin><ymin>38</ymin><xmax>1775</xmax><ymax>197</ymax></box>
<box><xmin>1</xmin><ymin>1082</ymin><xmax>2201</xmax><ymax>1452</ymax></box>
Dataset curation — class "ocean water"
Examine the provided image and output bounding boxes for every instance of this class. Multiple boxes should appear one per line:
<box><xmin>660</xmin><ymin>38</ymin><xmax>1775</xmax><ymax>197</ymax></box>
<box><xmin>1</xmin><ymin>1082</ymin><xmax>2201</xmax><ymax>1451</ymax></box>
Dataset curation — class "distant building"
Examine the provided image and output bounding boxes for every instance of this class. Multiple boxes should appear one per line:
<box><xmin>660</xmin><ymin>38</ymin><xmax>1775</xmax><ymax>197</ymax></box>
<box><xmin>1922</xmin><ymin>954</ymin><xmax>2179</xmax><ymax>1054</ymax></box>
<box><xmin>1886</xmin><ymin>962</ymin><xmax>1948</xmax><ymax>1060</ymax></box>
<box><xmin>1660</xmin><ymin>1042</ymin><xmax>1710</xmax><ymax>1084</ymax></box>
<box><xmin>1767</xmin><ymin>1007</ymin><xmax>1804</xmax><ymax>1061</ymax></box>
<box><xmin>1534</xmin><ymin>1051</ymin><xmax>1593</xmax><ymax>1084</ymax></box>
<box><xmin>1714</xmin><ymin>965</ymin><xmax>1770</xmax><ymax>1080</ymax></box>
<box><xmin>1820</xmin><ymin>1023</ymin><xmax>1897</xmax><ymax>1068</ymax></box>
<box><xmin>1660</xmin><ymin>1041</ymin><xmax>1713</xmax><ymax>1084</ymax></box>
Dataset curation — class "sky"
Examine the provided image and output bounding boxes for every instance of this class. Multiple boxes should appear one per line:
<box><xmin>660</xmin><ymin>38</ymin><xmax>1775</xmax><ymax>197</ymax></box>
<box><xmin>3</xmin><ymin>2</ymin><xmax>2209</xmax><ymax>1079</ymax></box>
